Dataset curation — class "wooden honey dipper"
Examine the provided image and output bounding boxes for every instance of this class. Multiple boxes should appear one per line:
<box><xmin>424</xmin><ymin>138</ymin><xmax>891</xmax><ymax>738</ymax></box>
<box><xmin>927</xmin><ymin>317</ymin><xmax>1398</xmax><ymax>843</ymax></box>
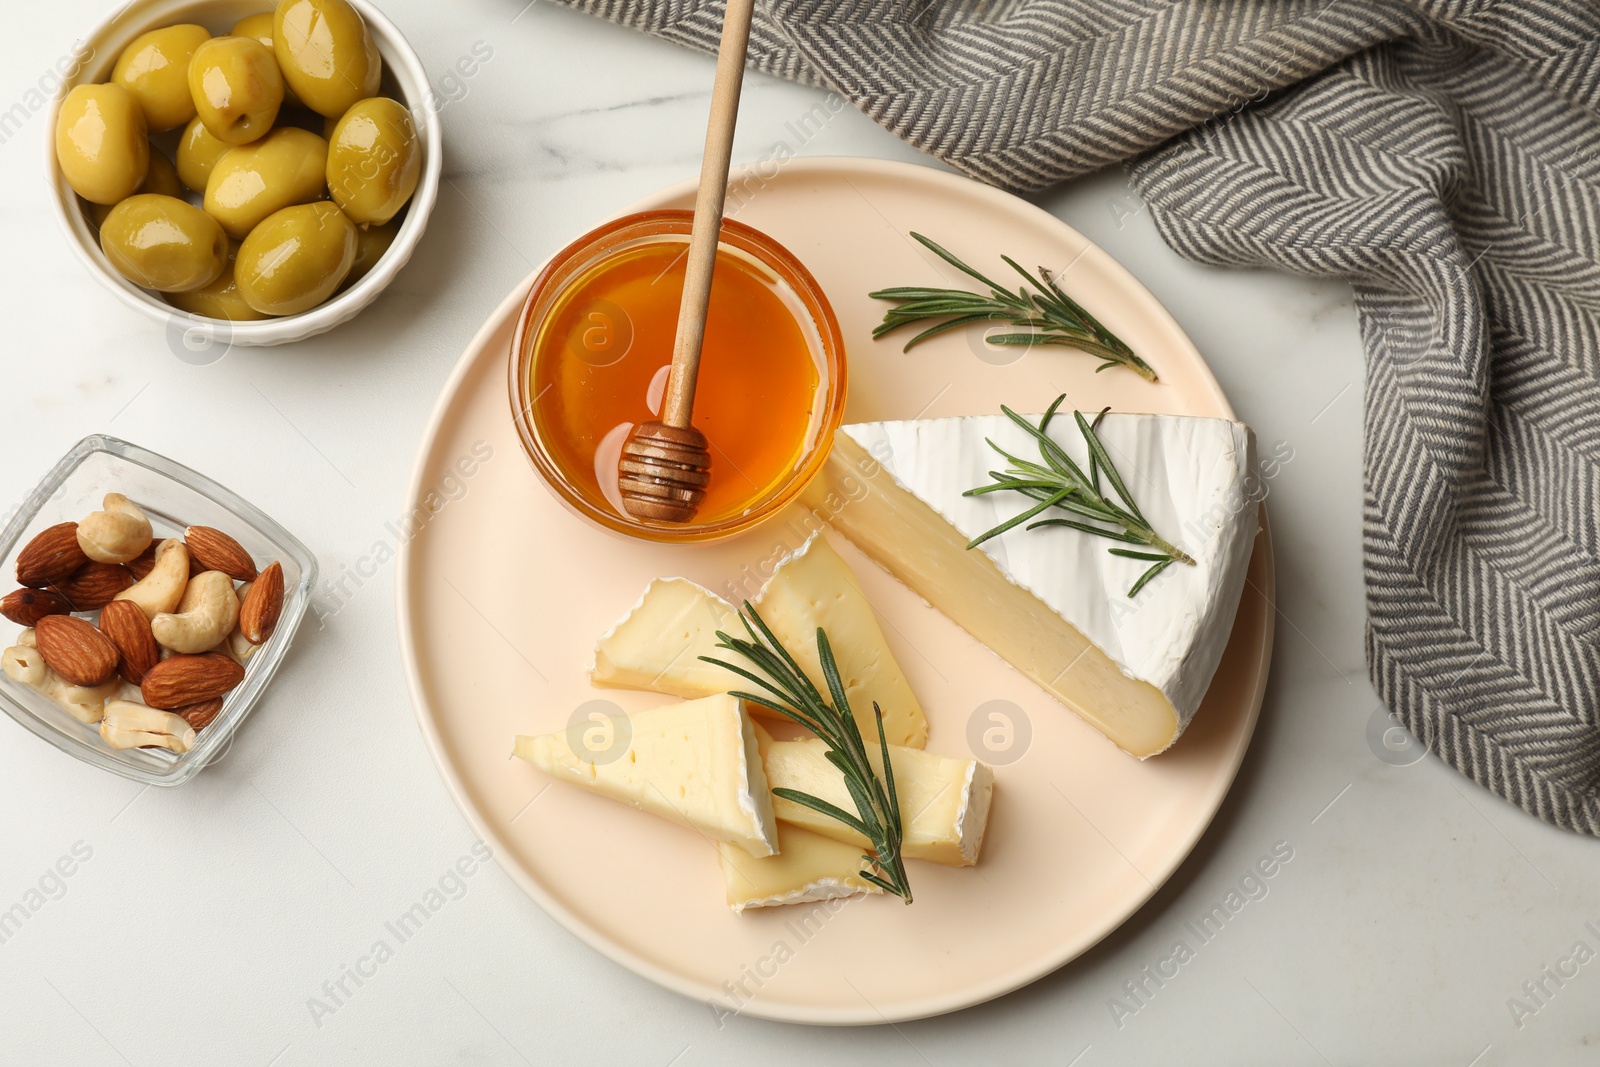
<box><xmin>617</xmin><ymin>0</ymin><xmax>756</xmax><ymax>524</ymax></box>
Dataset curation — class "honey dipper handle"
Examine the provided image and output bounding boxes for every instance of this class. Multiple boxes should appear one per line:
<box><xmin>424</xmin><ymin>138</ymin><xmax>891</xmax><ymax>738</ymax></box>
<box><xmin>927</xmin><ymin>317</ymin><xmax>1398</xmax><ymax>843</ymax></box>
<box><xmin>661</xmin><ymin>0</ymin><xmax>756</xmax><ymax>429</ymax></box>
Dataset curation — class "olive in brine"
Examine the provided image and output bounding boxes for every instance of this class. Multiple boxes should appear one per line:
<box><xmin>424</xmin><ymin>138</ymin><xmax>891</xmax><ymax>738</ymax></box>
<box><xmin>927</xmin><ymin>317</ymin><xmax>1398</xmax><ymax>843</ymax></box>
<box><xmin>55</xmin><ymin>84</ymin><xmax>149</xmax><ymax>205</ymax></box>
<box><xmin>140</xmin><ymin>150</ymin><xmax>185</xmax><ymax>199</ymax></box>
<box><xmin>327</xmin><ymin>98</ymin><xmax>420</xmax><ymax>225</ymax></box>
<box><xmin>231</xmin><ymin>12</ymin><xmax>305</xmax><ymax>109</ymax></box>
<box><xmin>167</xmin><ymin>251</ymin><xmax>269</xmax><ymax>321</ymax></box>
<box><xmin>231</xmin><ymin>12</ymin><xmax>275</xmax><ymax>44</ymax></box>
<box><xmin>85</xmin><ymin>150</ymin><xmax>183</xmax><ymax>228</ymax></box>
<box><xmin>205</xmin><ymin>127</ymin><xmax>329</xmax><ymax>239</ymax></box>
<box><xmin>177</xmin><ymin>116</ymin><xmax>231</xmax><ymax>192</ymax></box>
<box><xmin>188</xmin><ymin>36</ymin><xmax>284</xmax><ymax>146</ymax></box>
<box><xmin>100</xmin><ymin>194</ymin><xmax>228</xmax><ymax>293</ymax></box>
<box><xmin>235</xmin><ymin>202</ymin><xmax>356</xmax><ymax>315</ymax></box>
<box><xmin>343</xmin><ymin>217</ymin><xmax>399</xmax><ymax>289</ymax></box>
<box><xmin>273</xmin><ymin>0</ymin><xmax>381</xmax><ymax>118</ymax></box>
<box><xmin>110</xmin><ymin>24</ymin><xmax>210</xmax><ymax>131</ymax></box>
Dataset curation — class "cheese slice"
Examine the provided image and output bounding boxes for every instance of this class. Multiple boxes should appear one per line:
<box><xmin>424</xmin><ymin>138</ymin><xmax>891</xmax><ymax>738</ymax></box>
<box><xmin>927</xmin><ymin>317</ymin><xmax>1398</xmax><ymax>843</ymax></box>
<box><xmin>590</xmin><ymin>533</ymin><xmax>928</xmax><ymax>748</ymax></box>
<box><xmin>514</xmin><ymin>693</ymin><xmax>778</xmax><ymax>857</ymax></box>
<box><xmin>720</xmin><ymin>822</ymin><xmax>882</xmax><ymax>913</ymax></box>
<box><xmin>803</xmin><ymin>411</ymin><xmax>1257</xmax><ymax>758</ymax></box>
<box><xmin>590</xmin><ymin>577</ymin><xmax>744</xmax><ymax>700</ymax></box>
<box><xmin>718</xmin><ymin>722</ymin><xmax>881</xmax><ymax>911</ymax></box>
<box><xmin>765</xmin><ymin>737</ymin><xmax>994</xmax><ymax>866</ymax></box>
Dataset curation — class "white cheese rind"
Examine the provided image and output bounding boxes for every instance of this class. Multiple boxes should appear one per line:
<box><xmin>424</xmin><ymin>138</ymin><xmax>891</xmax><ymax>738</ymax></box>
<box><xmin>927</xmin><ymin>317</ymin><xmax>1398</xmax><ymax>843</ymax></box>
<box><xmin>810</xmin><ymin>412</ymin><xmax>1257</xmax><ymax>757</ymax></box>
<box><xmin>955</xmin><ymin>761</ymin><xmax>995</xmax><ymax>867</ymax></box>
<box><xmin>514</xmin><ymin>693</ymin><xmax>778</xmax><ymax>857</ymax></box>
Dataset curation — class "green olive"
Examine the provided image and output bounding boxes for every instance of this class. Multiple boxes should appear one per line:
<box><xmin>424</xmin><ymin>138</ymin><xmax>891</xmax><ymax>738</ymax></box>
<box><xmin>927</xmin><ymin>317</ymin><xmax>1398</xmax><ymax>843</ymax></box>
<box><xmin>204</xmin><ymin>127</ymin><xmax>329</xmax><ymax>239</ymax></box>
<box><xmin>231</xmin><ymin>12</ymin><xmax>275</xmax><ymax>43</ymax></box>
<box><xmin>55</xmin><ymin>84</ymin><xmax>149</xmax><ymax>205</ymax></box>
<box><xmin>141</xmin><ymin>149</ymin><xmax>184</xmax><ymax>199</ymax></box>
<box><xmin>235</xmin><ymin>201</ymin><xmax>356</xmax><ymax>315</ymax></box>
<box><xmin>326</xmin><ymin>98</ymin><xmax>419</xmax><ymax>225</ymax></box>
<box><xmin>166</xmin><ymin>248</ymin><xmax>269</xmax><ymax>320</ymax></box>
<box><xmin>343</xmin><ymin>217</ymin><xmax>399</xmax><ymax>288</ymax></box>
<box><xmin>231</xmin><ymin>13</ymin><xmax>306</xmax><ymax>109</ymax></box>
<box><xmin>100</xmin><ymin>194</ymin><xmax>228</xmax><ymax>293</ymax></box>
<box><xmin>177</xmin><ymin>116</ymin><xmax>231</xmax><ymax>192</ymax></box>
<box><xmin>188</xmin><ymin>36</ymin><xmax>284</xmax><ymax>146</ymax></box>
<box><xmin>273</xmin><ymin>0</ymin><xmax>381</xmax><ymax>118</ymax></box>
<box><xmin>85</xmin><ymin>149</ymin><xmax>183</xmax><ymax>228</ymax></box>
<box><xmin>110</xmin><ymin>24</ymin><xmax>210</xmax><ymax>132</ymax></box>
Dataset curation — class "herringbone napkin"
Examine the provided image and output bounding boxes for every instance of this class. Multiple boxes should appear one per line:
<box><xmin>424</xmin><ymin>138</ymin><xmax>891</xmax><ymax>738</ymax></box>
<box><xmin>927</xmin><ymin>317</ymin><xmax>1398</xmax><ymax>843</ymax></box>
<box><xmin>551</xmin><ymin>0</ymin><xmax>1600</xmax><ymax>835</ymax></box>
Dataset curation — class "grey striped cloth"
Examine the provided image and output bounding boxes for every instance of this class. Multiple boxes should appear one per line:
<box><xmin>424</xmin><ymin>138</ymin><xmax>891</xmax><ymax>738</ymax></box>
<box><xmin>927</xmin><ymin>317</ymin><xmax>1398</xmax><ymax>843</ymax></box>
<box><xmin>551</xmin><ymin>0</ymin><xmax>1600</xmax><ymax>835</ymax></box>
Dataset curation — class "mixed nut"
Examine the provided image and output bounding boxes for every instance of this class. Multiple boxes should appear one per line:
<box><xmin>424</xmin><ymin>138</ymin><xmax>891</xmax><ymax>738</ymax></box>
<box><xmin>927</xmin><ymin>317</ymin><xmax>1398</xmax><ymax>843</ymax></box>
<box><xmin>0</xmin><ymin>492</ymin><xmax>285</xmax><ymax>755</ymax></box>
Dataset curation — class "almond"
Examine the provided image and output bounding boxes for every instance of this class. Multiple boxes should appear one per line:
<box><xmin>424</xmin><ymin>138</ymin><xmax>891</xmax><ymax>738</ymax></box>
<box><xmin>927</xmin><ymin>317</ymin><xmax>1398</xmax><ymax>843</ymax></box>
<box><xmin>177</xmin><ymin>697</ymin><xmax>224</xmax><ymax>731</ymax></box>
<box><xmin>125</xmin><ymin>543</ymin><xmax>159</xmax><ymax>581</ymax></box>
<box><xmin>0</xmin><ymin>588</ymin><xmax>72</xmax><ymax>627</ymax></box>
<box><xmin>98</xmin><ymin>600</ymin><xmax>160</xmax><ymax>685</ymax></box>
<box><xmin>184</xmin><ymin>526</ymin><xmax>257</xmax><ymax>582</ymax></box>
<box><xmin>140</xmin><ymin>652</ymin><xmax>244</xmax><ymax>710</ymax></box>
<box><xmin>16</xmin><ymin>523</ymin><xmax>90</xmax><ymax>588</ymax></box>
<box><xmin>51</xmin><ymin>561</ymin><xmax>134</xmax><ymax>611</ymax></box>
<box><xmin>34</xmin><ymin>614</ymin><xmax>120</xmax><ymax>686</ymax></box>
<box><xmin>240</xmin><ymin>561</ymin><xmax>284</xmax><ymax>644</ymax></box>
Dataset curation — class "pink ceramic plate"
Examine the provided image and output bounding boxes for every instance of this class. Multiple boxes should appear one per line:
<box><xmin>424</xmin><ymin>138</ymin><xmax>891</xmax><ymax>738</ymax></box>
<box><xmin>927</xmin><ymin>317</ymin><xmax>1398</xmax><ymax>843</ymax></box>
<box><xmin>397</xmin><ymin>157</ymin><xmax>1274</xmax><ymax>1024</ymax></box>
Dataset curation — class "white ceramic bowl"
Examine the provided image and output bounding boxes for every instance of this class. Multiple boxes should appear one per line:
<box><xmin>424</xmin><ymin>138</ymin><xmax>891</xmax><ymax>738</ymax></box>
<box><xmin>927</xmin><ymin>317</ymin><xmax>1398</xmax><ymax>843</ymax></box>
<box><xmin>46</xmin><ymin>0</ymin><xmax>442</xmax><ymax>346</ymax></box>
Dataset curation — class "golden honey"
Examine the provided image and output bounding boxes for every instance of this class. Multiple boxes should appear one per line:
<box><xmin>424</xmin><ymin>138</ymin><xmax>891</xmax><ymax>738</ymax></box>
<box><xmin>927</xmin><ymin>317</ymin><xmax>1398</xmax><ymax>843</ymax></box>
<box><xmin>513</xmin><ymin>212</ymin><xmax>845</xmax><ymax>541</ymax></box>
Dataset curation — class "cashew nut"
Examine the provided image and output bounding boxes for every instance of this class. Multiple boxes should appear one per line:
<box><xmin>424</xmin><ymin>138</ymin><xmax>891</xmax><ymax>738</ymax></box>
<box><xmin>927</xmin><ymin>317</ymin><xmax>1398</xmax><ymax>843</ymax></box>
<box><xmin>151</xmin><ymin>571</ymin><xmax>239</xmax><ymax>654</ymax></box>
<box><xmin>224</xmin><ymin>627</ymin><xmax>259</xmax><ymax>666</ymax></box>
<box><xmin>223</xmin><ymin>580</ymin><xmax>259</xmax><ymax>666</ymax></box>
<box><xmin>3</xmin><ymin>643</ymin><xmax>121</xmax><ymax>724</ymax></box>
<box><xmin>50</xmin><ymin>677</ymin><xmax>122</xmax><ymax>724</ymax></box>
<box><xmin>16</xmin><ymin>627</ymin><xmax>37</xmax><ymax>649</ymax></box>
<box><xmin>99</xmin><ymin>699</ymin><xmax>195</xmax><ymax>753</ymax></box>
<box><xmin>77</xmin><ymin>493</ymin><xmax>154</xmax><ymax>564</ymax></box>
<box><xmin>113</xmin><ymin>539</ymin><xmax>189</xmax><ymax>619</ymax></box>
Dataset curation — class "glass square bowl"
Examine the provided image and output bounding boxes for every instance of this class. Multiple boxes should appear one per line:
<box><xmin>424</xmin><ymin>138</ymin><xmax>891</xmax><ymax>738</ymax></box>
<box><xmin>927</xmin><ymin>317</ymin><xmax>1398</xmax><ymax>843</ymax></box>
<box><xmin>0</xmin><ymin>435</ymin><xmax>316</xmax><ymax>785</ymax></box>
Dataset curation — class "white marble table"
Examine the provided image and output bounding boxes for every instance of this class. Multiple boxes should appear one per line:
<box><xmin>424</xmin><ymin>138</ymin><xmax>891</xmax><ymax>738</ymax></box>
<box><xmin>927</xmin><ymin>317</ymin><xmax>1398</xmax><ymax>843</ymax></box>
<box><xmin>3</xmin><ymin>2</ymin><xmax>1596</xmax><ymax>1064</ymax></box>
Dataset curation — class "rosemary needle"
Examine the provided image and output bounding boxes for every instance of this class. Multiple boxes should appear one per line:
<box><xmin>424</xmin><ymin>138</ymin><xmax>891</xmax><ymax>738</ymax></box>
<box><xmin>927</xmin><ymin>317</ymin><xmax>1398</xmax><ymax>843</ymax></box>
<box><xmin>702</xmin><ymin>605</ymin><xmax>912</xmax><ymax>903</ymax></box>
<box><xmin>965</xmin><ymin>396</ymin><xmax>1195</xmax><ymax>597</ymax></box>
<box><xmin>869</xmin><ymin>233</ymin><xmax>1158</xmax><ymax>381</ymax></box>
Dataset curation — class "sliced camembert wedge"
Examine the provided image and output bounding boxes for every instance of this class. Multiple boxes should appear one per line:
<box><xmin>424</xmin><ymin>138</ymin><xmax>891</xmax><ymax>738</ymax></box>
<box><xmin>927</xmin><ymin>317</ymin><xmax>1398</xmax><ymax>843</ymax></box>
<box><xmin>764</xmin><ymin>737</ymin><xmax>993</xmax><ymax>866</ymax></box>
<box><xmin>803</xmin><ymin>411</ymin><xmax>1257</xmax><ymax>758</ymax></box>
<box><xmin>514</xmin><ymin>692</ymin><xmax>778</xmax><ymax>857</ymax></box>
<box><xmin>590</xmin><ymin>577</ymin><xmax>744</xmax><ymax>700</ymax></box>
<box><xmin>720</xmin><ymin>822</ymin><xmax>882</xmax><ymax>912</ymax></box>
<box><xmin>719</xmin><ymin>723</ymin><xmax>882</xmax><ymax>912</ymax></box>
<box><xmin>590</xmin><ymin>533</ymin><xmax>928</xmax><ymax>748</ymax></box>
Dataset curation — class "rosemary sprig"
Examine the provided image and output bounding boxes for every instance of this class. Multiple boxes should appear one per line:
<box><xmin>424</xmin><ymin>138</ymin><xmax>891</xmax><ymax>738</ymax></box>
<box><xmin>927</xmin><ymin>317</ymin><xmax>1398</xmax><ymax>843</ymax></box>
<box><xmin>701</xmin><ymin>605</ymin><xmax>912</xmax><ymax>904</ymax></box>
<box><xmin>965</xmin><ymin>396</ymin><xmax>1195</xmax><ymax>597</ymax></box>
<box><xmin>869</xmin><ymin>233</ymin><xmax>1157</xmax><ymax>381</ymax></box>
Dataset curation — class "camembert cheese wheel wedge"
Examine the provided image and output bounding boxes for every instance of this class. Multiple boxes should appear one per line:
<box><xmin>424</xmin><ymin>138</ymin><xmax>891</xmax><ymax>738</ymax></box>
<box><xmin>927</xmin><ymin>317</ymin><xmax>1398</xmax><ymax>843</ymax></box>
<box><xmin>765</xmin><ymin>737</ymin><xmax>994</xmax><ymax>866</ymax></box>
<box><xmin>514</xmin><ymin>693</ymin><xmax>778</xmax><ymax>858</ymax></box>
<box><xmin>803</xmin><ymin>411</ymin><xmax>1258</xmax><ymax>758</ymax></box>
<box><xmin>718</xmin><ymin>723</ymin><xmax>883</xmax><ymax>912</ymax></box>
<box><xmin>590</xmin><ymin>532</ymin><xmax>928</xmax><ymax>748</ymax></box>
<box><xmin>590</xmin><ymin>576</ymin><xmax>744</xmax><ymax>700</ymax></box>
<box><xmin>720</xmin><ymin>822</ymin><xmax>883</xmax><ymax>913</ymax></box>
